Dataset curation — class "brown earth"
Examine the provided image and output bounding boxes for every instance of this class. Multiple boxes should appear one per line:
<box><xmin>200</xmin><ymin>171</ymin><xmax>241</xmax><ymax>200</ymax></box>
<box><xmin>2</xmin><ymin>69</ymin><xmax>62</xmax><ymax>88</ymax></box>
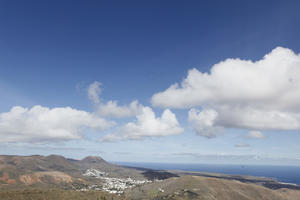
<box><xmin>1</xmin><ymin>155</ymin><xmax>300</xmax><ymax>200</ymax></box>
<box><xmin>0</xmin><ymin>173</ymin><xmax>16</xmax><ymax>185</ymax></box>
<box><xmin>125</xmin><ymin>175</ymin><xmax>300</xmax><ymax>200</ymax></box>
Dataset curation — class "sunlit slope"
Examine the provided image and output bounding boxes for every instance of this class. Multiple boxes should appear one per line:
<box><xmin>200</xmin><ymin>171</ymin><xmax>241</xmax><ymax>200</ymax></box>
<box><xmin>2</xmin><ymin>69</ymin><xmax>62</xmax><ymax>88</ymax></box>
<box><xmin>0</xmin><ymin>155</ymin><xmax>144</xmax><ymax>189</ymax></box>
<box><xmin>125</xmin><ymin>175</ymin><xmax>300</xmax><ymax>200</ymax></box>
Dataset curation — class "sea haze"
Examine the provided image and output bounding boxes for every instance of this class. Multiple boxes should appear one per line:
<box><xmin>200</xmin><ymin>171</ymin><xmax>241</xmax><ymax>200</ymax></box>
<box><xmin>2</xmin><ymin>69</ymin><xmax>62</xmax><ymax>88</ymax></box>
<box><xmin>114</xmin><ymin>162</ymin><xmax>300</xmax><ymax>185</ymax></box>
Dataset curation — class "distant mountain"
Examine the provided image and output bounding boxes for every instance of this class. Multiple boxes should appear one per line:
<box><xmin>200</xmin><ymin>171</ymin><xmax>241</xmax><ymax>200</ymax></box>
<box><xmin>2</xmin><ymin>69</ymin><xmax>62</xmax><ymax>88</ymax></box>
<box><xmin>80</xmin><ymin>156</ymin><xmax>107</xmax><ymax>164</ymax></box>
<box><xmin>0</xmin><ymin>155</ymin><xmax>77</xmax><ymax>172</ymax></box>
<box><xmin>0</xmin><ymin>154</ymin><xmax>145</xmax><ymax>189</ymax></box>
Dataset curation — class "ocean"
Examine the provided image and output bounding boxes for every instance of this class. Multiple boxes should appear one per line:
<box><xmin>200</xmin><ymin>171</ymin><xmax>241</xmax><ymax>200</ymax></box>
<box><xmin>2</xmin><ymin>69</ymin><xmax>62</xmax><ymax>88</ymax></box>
<box><xmin>115</xmin><ymin>162</ymin><xmax>300</xmax><ymax>185</ymax></box>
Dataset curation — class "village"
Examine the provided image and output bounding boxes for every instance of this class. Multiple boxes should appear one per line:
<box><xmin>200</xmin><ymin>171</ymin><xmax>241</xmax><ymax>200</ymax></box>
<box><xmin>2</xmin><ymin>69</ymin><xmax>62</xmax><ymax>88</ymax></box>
<box><xmin>82</xmin><ymin>168</ymin><xmax>152</xmax><ymax>194</ymax></box>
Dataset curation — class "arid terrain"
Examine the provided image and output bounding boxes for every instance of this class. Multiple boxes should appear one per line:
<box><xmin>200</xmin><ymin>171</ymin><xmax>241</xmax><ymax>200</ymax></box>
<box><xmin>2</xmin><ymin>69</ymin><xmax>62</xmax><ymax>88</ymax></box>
<box><xmin>125</xmin><ymin>175</ymin><xmax>300</xmax><ymax>200</ymax></box>
<box><xmin>0</xmin><ymin>155</ymin><xmax>300</xmax><ymax>200</ymax></box>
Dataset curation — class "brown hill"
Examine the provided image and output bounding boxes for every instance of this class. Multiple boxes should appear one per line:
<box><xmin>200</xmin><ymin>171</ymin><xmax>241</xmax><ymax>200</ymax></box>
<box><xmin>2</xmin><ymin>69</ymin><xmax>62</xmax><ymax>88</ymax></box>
<box><xmin>0</xmin><ymin>155</ymin><xmax>77</xmax><ymax>173</ymax></box>
<box><xmin>80</xmin><ymin>156</ymin><xmax>107</xmax><ymax>164</ymax></box>
<box><xmin>125</xmin><ymin>175</ymin><xmax>300</xmax><ymax>200</ymax></box>
<box><xmin>0</xmin><ymin>154</ymin><xmax>144</xmax><ymax>189</ymax></box>
<box><xmin>1</xmin><ymin>155</ymin><xmax>300</xmax><ymax>200</ymax></box>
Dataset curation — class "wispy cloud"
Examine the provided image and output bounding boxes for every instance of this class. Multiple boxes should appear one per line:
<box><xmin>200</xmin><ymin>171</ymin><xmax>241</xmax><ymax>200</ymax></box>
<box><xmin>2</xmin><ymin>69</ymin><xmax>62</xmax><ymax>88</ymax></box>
<box><xmin>171</xmin><ymin>152</ymin><xmax>255</xmax><ymax>160</ymax></box>
<box><xmin>88</xmin><ymin>81</ymin><xmax>143</xmax><ymax>118</ymax></box>
<box><xmin>169</xmin><ymin>152</ymin><xmax>300</xmax><ymax>164</ymax></box>
<box><xmin>245</xmin><ymin>130</ymin><xmax>266</xmax><ymax>139</ymax></box>
<box><xmin>234</xmin><ymin>143</ymin><xmax>250</xmax><ymax>148</ymax></box>
<box><xmin>113</xmin><ymin>152</ymin><xmax>133</xmax><ymax>155</ymax></box>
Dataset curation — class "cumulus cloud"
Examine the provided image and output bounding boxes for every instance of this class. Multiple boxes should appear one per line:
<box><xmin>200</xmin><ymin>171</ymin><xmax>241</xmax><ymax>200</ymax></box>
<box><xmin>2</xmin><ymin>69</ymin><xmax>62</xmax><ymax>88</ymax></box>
<box><xmin>152</xmin><ymin>47</ymin><xmax>300</xmax><ymax>110</ymax></box>
<box><xmin>88</xmin><ymin>81</ymin><xmax>143</xmax><ymax>118</ymax></box>
<box><xmin>101</xmin><ymin>107</ymin><xmax>183</xmax><ymax>142</ymax></box>
<box><xmin>246</xmin><ymin>130</ymin><xmax>265</xmax><ymax>139</ymax></box>
<box><xmin>152</xmin><ymin>47</ymin><xmax>300</xmax><ymax>136</ymax></box>
<box><xmin>0</xmin><ymin>105</ymin><xmax>115</xmax><ymax>143</ymax></box>
<box><xmin>188</xmin><ymin>108</ymin><xmax>223</xmax><ymax>138</ymax></box>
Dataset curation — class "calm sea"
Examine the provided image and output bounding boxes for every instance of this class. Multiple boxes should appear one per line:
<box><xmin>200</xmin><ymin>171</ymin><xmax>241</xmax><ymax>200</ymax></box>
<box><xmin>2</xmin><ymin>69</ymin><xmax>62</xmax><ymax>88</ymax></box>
<box><xmin>115</xmin><ymin>162</ymin><xmax>300</xmax><ymax>185</ymax></box>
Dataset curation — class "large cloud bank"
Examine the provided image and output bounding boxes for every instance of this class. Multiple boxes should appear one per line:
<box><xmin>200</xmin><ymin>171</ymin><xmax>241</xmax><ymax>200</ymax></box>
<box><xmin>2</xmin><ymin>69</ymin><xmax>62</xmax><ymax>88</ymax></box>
<box><xmin>0</xmin><ymin>105</ymin><xmax>114</xmax><ymax>143</ymax></box>
<box><xmin>102</xmin><ymin>106</ymin><xmax>183</xmax><ymax>142</ymax></box>
<box><xmin>152</xmin><ymin>47</ymin><xmax>300</xmax><ymax>137</ymax></box>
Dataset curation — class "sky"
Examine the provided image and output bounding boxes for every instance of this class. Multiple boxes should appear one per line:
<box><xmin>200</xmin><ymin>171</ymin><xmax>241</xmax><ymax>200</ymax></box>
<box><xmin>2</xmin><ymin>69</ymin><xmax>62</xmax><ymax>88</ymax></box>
<box><xmin>1</xmin><ymin>0</ymin><xmax>300</xmax><ymax>165</ymax></box>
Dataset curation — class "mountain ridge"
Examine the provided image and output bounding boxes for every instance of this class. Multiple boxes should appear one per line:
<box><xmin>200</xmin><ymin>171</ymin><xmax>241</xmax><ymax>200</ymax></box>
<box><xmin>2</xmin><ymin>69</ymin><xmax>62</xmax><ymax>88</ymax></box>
<box><xmin>0</xmin><ymin>154</ymin><xmax>146</xmax><ymax>190</ymax></box>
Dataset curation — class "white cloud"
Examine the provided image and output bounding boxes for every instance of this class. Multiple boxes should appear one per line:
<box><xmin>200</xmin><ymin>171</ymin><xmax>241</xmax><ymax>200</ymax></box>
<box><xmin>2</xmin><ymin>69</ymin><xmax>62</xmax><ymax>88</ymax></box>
<box><xmin>102</xmin><ymin>107</ymin><xmax>183</xmax><ymax>142</ymax></box>
<box><xmin>235</xmin><ymin>143</ymin><xmax>250</xmax><ymax>148</ymax></box>
<box><xmin>152</xmin><ymin>47</ymin><xmax>300</xmax><ymax>136</ymax></box>
<box><xmin>246</xmin><ymin>130</ymin><xmax>265</xmax><ymax>139</ymax></box>
<box><xmin>96</xmin><ymin>100</ymin><xmax>143</xmax><ymax>118</ymax></box>
<box><xmin>152</xmin><ymin>47</ymin><xmax>300</xmax><ymax>110</ymax></box>
<box><xmin>172</xmin><ymin>152</ymin><xmax>255</xmax><ymax>159</ymax></box>
<box><xmin>170</xmin><ymin>152</ymin><xmax>300</xmax><ymax>165</ymax></box>
<box><xmin>188</xmin><ymin>108</ymin><xmax>223</xmax><ymax>138</ymax></box>
<box><xmin>0</xmin><ymin>105</ymin><xmax>115</xmax><ymax>143</ymax></box>
<box><xmin>88</xmin><ymin>81</ymin><xmax>143</xmax><ymax>118</ymax></box>
<box><xmin>88</xmin><ymin>81</ymin><xmax>101</xmax><ymax>104</ymax></box>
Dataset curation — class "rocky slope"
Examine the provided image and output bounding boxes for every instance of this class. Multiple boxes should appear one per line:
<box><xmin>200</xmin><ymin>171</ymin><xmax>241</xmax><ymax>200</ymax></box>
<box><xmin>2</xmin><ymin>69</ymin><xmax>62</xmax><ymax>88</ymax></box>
<box><xmin>0</xmin><ymin>155</ymin><xmax>145</xmax><ymax>189</ymax></box>
<box><xmin>1</xmin><ymin>155</ymin><xmax>300</xmax><ymax>200</ymax></box>
<box><xmin>125</xmin><ymin>175</ymin><xmax>300</xmax><ymax>200</ymax></box>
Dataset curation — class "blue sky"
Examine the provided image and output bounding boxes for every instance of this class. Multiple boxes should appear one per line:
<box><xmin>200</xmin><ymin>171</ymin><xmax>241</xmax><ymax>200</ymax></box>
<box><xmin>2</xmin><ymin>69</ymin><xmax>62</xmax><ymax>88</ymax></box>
<box><xmin>1</xmin><ymin>0</ymin><xmax>300</xmax><ymax>165</ymax></box>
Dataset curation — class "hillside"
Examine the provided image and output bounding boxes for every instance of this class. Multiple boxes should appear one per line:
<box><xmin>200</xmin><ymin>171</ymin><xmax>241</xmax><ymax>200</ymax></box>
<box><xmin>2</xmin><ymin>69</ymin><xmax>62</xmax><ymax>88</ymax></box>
<box><xmin>125</xmin><ymin>175</ymin><xmax>300</xmax><ymax>200</ymax></box>
<box><xmin>0</xmin><ymin>155</ymin><xmax>146</xmax><ymax>190</ymax></box>
<box><xmin>1</xmin><ymin>155</ymin><xmax>300</xmax><ymax>200</ymax></box>
<box><xmin>0</xmin><ymin>189</ymin><xmax>122</xmax><ymax>200</ymax></box>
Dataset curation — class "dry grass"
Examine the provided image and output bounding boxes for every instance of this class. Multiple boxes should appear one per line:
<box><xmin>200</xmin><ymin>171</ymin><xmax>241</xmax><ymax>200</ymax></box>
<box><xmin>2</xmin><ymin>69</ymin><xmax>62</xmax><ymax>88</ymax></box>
<box><xmin>125</xmin><ymin>175</ymin><xmax>300</xmax><ymax>200</ymax></box>
<box><xmin>0</xmin><ymin>189</ymin><xmax>122</xmax><ymax>200</ymax></box>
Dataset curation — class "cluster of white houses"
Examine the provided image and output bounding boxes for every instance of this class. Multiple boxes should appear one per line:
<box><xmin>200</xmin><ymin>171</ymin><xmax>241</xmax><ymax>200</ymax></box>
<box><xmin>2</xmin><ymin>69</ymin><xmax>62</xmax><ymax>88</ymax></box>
<box><xmin>82</xmin><ymin>168</ymin><xmax>152</xmax><ymax>194</ymax></box>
